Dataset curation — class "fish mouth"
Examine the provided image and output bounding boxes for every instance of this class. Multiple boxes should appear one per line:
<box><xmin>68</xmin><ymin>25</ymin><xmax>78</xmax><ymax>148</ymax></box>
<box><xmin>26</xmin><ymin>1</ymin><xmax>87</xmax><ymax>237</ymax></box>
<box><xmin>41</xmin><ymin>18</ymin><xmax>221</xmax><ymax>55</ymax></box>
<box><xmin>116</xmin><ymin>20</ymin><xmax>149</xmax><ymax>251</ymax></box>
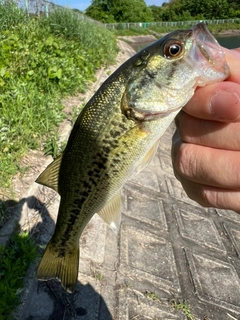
<box><xmin>188</xmin><ymin>22</ymin><xmax>229</xmax><ymax>81</ymax></box>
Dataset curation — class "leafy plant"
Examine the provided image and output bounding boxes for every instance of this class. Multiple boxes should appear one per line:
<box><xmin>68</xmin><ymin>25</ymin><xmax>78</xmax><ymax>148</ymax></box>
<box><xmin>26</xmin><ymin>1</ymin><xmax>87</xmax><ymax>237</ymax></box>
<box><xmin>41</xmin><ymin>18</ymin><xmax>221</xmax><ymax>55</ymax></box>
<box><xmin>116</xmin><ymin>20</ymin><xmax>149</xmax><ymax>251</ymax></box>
<box><xmin>171</xmin><ymin>300</ymin><xmax>195</xmax><ymax>320</ymax></box>
<box><xmin>145</xmin><ymin>290</ymin><xmax>160</xmax><ymax>301</ymax></box>
<box><xmin>0</xmin><ymin>3</ymin><xmax>118</xmax><ymax>189</ymax></box>
<box><xmin>0</xmin><ymin>232</ymin><xmax>37</xmax><ymax>319</ymax></box>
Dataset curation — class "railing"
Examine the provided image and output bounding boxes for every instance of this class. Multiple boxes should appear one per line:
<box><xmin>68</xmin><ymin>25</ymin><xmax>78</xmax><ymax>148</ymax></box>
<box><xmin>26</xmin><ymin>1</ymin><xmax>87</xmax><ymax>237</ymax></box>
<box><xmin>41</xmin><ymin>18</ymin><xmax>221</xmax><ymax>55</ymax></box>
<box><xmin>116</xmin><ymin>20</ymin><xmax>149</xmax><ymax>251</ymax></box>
<box><xmin>104</xmin><ymin>19</ymin><xmax>240</xmax><ymax>30</ymax></box>
<box><xmin>20</xmin><ymin>1</ymin><xmax>240</xmax><ymax>30</ymax></box>
<box><xmin>22</xmin><ymin>0</ymin><xmax>101</xmax><ymax>25</ymax></box>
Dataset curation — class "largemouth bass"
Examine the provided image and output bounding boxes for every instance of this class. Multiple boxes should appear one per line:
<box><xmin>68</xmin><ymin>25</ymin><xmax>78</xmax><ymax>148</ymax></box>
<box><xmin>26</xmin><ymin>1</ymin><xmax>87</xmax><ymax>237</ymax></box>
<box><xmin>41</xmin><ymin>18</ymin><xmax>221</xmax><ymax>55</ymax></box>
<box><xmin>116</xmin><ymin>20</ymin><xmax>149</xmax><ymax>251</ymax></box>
<box><xmin>36</xmin><ymin>23</ymin><xmax>229</xmax><ymax>292</ymax></box>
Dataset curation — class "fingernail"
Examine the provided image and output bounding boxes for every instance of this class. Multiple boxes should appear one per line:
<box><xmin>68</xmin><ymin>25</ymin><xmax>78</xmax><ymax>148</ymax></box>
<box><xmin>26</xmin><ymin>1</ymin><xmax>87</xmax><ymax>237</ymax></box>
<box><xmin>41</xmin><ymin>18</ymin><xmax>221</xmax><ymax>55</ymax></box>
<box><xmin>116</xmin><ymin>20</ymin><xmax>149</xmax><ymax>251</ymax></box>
<box><xmin>210</xmin><ymin>90</ymin><xmax>240</xmax><ymax>121</ymax></box>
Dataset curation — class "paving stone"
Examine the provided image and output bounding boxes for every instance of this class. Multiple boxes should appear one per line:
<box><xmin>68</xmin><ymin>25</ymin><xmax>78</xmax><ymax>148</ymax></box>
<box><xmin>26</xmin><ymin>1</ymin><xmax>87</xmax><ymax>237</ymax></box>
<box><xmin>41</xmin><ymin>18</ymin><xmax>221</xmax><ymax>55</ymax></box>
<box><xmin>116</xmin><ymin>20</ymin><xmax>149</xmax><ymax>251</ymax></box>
<box><xmin>118</xmin><ymin>289</ymin><xmax>185</xmax><ymax>320</ymax></box>
<box><xmin>80</xmin><ymin>215</ymin><xmax>107</xmax><ymax>264</ymax></box>
<box><xmin>130</xmin><ymin>167</ymin><xmax>161</xmax><ymax>192</ymax></box>
<box><xmin>216</xmin><ymin>208</ymin><xmax>240</xmax><ymax>224</ymax></box>
<box><xmin>185</xmin><ymin>249</ymin><xmax>240</xmax><ymax>314</ymax></box>
<box><xmin>223</xmin><ymin>223</ymin><xmax>240</xmax><ymax>257</ymax></box>
<box><xmin>164</xmin><ymin>176</ymin><xmax>201</xmax><ymax>206</ymax></box>
<box><xmin>119</xmin><ymin>224</ymin><xmax>181</xmax><ymax>297</ymax></box>
<box><xmin>175</xmin><ymin>207</ymin><xmax>226</xmax><ymax>253</ymax></box>
<box><xmin>123</xmin><ymin>186</ymin><xmax>168</xmax><ymax>231</ymax></box>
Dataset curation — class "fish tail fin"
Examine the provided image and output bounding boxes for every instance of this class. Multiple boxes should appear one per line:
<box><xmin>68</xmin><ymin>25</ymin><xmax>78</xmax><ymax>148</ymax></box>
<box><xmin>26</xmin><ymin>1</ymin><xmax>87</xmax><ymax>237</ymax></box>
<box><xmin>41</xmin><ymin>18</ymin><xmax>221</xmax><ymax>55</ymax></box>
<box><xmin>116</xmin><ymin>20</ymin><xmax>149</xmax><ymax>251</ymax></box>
<box><xmin>37</xmin><ymin>241</ymin><xmax>79</xmax><ymax>293</ymax></box>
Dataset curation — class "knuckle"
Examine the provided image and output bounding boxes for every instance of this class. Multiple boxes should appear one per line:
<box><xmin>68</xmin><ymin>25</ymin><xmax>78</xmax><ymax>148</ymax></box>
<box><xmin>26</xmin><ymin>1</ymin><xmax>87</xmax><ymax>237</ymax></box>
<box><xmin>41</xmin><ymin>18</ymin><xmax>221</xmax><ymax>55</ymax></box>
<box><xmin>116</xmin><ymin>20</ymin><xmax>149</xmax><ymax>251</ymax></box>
<box><xmin>175</xmin><ymin>112</ymin><xmax>192</xmax><ymax>143</ymax></box>
<box><xmin>184</xmin><ymin>183</ymin><xmax>211</xmax><ymax>208</ymax></box>
<box><xmin>173</xmin><ymin>142</ymin><xmax>198</xmax><ymax>180</ymax></box>
<box><xmin>200</xmin><ymin>188</ymin><xmax>216</xmax><ymax>208</ymax></box>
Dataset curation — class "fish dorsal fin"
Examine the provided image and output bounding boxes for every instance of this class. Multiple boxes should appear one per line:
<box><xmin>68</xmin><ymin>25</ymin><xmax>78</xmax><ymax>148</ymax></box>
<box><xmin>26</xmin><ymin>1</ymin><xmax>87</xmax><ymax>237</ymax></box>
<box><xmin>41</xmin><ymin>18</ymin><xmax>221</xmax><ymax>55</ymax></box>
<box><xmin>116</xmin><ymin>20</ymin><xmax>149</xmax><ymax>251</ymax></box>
<box><xmin>36</xmin><ymin>154</ymin><xmax>63</xmax><ymax>193</ymax></box>
<box><xmin>98</xmin><ymin>192</ymin><xmax>122</xmax><ymax>233</ymax></box>
<box><xmin>136</xmin><ymin>140</ymin><xmax>160</xmax><ymax>174</ymax></box>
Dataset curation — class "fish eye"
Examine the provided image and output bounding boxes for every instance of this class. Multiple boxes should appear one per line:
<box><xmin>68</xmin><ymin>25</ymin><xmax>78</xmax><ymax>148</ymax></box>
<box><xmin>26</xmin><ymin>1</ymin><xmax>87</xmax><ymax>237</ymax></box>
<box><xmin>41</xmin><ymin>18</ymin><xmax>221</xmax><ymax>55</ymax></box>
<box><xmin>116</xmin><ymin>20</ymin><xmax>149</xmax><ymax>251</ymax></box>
<box><xmin>164</xmin><ymin>41</ymin><xmax>183</xmax><ymax>58</ymax></box>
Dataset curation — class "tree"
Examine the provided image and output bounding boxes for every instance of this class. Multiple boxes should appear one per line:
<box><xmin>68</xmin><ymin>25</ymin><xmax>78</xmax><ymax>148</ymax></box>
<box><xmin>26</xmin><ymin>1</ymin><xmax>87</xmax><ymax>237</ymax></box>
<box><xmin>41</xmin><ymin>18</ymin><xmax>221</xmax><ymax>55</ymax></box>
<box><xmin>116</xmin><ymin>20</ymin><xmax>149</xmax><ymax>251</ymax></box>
<box><xmin>86</xmin><ymin>3</ymin><xmax>115</xmax><ymax>22</ymax></box>
<box><xmin>86</xmin><ymin>0</ymin><xmax>154</xmax><ymax>23</ymax></box>
<box><xmin>168</xmin><ymin>0</ymin><xmax>231</xmax><ymax>21</ymax></box>
<box><xmin>149</xmin><ymin>5</ymin><xmax>164</xmax><ymax>21</ymax></box>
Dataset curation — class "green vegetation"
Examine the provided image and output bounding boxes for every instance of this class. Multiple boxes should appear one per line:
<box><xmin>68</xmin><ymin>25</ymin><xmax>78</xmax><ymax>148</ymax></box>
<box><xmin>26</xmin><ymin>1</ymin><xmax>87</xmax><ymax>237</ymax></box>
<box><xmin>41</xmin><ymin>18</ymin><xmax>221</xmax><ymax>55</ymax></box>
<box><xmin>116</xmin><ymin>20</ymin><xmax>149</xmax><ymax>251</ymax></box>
<box><xmin>86</xmin><ymin>0</ymin><xmax>154</xmax><ymax>23</ymax></box>
<box><xmin>145</xmin><ymin>292</ymin><xmax>194</xmax><ymax>319</ymax></box>
<box><xmin>115</xmin><ymin>26</ymin><xmax>156</xmax><ymax>36</ymax></box>
<box><xmin>91</xmin><ymin>268</ymin><xmax>104</xmax><ymax>282</ymax></box>
<box><xmin>171</xmin><ymin>300</ymin><xmax>195</xmax><ymax>320</ymax></box>
<box><xmin>149</xmin><ymin>0</ymin><xmax>240</xmax><ymax>22</ymax></box>
<box><xmin>112</xmin><ymin>20</ymin><xmax>240</xmax><ymax>37</ymax></box>
<box><xmin>86</xmin><ymin>0</ymin><xmax>240</xmax><ymax>23</ymax></box>
<box><xmin>0</xmin><ymin>232</ymin><xmax>37</xmax><ymax>319</ymax></box>
<box><xmin>0</xmin><ymin>3</ymin><xmax>118</xmax><ymax>190</ymax></box>
<box><xmin>145</xmin><ymin>290</ymin><xmax>160</xmax><ymax>301</ymax></box>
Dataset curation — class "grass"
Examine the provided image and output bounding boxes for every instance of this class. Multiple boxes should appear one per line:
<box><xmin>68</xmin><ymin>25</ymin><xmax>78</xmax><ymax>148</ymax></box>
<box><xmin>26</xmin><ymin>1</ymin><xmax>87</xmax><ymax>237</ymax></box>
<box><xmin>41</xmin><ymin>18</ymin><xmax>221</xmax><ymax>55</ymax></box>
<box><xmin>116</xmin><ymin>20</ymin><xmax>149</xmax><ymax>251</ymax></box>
<box><xmin>145</xmin><ymin>290</ymin><xmax>160</xmax><ymax>301</ymax></box>
<box><xmin>171</xmin><ymin>300</ymin><xmax>195</xmax><ymax>320</ymax></box>
<box><xmin>0</xmin><ymin>3</ymin><xmax>118</xmax><ymax>191</ymax></box>
<box><xmin>145</xmin><ymin>291</ymin><xmax>194</xmax><ymax>319</ymax></box>
<box><xmin>0</xmin><ymin>232</ymin><xmax>37</xmax><ymax>319</ymax></box>
<box><xmin>92</xmin><ymin>269</ymin><xmax>104</xmax><ymax>282</ymax></box>
<box><xmin>111</xmin><ymin>21</ymin><xmax>240</xmax><ymax>36</ymax></box>
<box><xmin>113</xmin><ymin>25</ymin><xmax>156</xmax><ymax>36</ymax></box>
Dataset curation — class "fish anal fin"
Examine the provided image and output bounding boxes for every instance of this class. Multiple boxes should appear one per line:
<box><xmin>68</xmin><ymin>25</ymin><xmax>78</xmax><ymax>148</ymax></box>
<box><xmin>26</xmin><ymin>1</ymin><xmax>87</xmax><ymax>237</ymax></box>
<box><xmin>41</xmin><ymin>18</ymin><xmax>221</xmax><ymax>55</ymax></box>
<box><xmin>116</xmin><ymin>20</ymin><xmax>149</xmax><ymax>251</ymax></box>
<box><xmin>136</xmin><ymin>139</ymin><xmax>160</xmax><ymax>174</ymax></box>
<box><xmin>36</xmin><ymin>154</ymin><xmax>63</xmax><ymax>193</ymax></box>
<box><xmin>98</xmin><ymin>192</ymin><xmax>122</xmax><ymax>233</ymax></box>
<box><xmin>37</xmin><ymin>241</ymin><xmax>79</xmax><ymax>293</ymax></box>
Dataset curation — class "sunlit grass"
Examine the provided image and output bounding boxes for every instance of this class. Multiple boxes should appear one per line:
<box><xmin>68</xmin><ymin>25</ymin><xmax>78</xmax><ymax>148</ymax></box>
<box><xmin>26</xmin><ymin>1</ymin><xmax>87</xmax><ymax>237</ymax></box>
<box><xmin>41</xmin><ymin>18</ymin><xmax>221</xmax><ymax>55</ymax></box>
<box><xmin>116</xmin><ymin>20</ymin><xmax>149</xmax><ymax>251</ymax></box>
<box><xmin>0</xmin><ymin>3</ymin><xmax>118</xmax><ymax>189</ymax></box>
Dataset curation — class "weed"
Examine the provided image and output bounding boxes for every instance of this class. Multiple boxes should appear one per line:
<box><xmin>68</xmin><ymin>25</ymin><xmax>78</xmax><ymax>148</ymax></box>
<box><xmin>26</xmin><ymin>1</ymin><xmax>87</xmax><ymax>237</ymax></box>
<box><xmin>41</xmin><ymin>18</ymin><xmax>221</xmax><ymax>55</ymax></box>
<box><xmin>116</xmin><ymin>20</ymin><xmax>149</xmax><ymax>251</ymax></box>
<box><xmin>171</xmin><ymin>300</ymin><xmax>195</xmax><ymax>320</ymax></box>
<box><xmin>0</xmin><ymin>232</ymin><xmax>37</xmax><ymax>319</ymax></box>
<box><xmin>92</xmin><ymin>269</ymin><xmax>104</xmax><ymax>282</ymax></box>
<box><xmin>44</xmin><ymin>134</ymin><xmax>59</xmax><ymax>159</ymax></box>
<box><xmin>145</xmin><ymin>290</ymin><xmax>160</xmax><ymax>301</ymax></box>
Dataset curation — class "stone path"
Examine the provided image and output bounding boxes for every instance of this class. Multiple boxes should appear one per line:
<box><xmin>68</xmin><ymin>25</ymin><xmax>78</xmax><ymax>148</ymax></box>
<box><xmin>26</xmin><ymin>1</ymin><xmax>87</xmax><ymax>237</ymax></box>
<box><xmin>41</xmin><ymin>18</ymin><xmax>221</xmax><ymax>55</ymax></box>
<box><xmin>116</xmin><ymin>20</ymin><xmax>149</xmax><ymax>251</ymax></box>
<box><xmin>3</xmin><ymin>38</ymin><xmax>240</xmax><ymax>320</ymax></box>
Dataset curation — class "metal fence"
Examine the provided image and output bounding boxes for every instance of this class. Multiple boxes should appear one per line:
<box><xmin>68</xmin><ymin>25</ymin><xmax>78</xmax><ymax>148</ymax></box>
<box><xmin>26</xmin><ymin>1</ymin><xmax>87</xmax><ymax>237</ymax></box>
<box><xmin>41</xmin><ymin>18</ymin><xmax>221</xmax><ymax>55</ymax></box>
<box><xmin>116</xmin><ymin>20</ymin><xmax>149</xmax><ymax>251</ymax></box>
<box><xmin>20</xmin><ymin>1</ymin><xmax>240</xmax><ymax>29</ymax></box>
<box><xmin>104</xmin><ymin>18</ymin><xmax>240</xmax><ymax>30</ymax></box>
<box><xmin>22</xmin><ymin>0</ymin><xmax>101</xmax><ymax>25</ymax></box>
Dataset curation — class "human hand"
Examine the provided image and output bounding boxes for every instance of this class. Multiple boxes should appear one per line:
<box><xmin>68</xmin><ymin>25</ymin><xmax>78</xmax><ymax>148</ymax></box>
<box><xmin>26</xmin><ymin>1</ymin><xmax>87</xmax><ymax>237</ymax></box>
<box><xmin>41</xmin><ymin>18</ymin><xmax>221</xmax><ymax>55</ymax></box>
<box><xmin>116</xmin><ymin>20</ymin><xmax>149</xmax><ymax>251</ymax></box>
<box><xmin>172</xmin><ymin>48</ymin><xmax>240</xmax><ymax>212</ymax></box>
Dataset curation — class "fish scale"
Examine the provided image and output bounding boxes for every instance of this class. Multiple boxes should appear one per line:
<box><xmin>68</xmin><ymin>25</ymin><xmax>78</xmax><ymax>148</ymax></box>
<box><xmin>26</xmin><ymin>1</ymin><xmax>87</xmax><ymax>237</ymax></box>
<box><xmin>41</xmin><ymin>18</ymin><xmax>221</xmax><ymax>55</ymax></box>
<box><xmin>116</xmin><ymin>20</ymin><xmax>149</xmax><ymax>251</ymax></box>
<box><xmin>36</xmin><ymin>23</ymin><xmax>230</xmax><ymax>292</ymax></box>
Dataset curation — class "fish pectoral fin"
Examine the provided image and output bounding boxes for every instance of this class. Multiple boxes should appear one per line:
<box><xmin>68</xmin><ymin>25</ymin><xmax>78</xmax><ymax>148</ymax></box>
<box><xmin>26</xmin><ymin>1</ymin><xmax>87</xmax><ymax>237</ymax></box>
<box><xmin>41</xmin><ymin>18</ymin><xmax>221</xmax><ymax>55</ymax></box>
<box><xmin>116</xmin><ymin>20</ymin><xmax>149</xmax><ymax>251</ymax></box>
<box><xmin>37</xmin><ymin>240</ymin><xmax>79</xmax><ymax>293</ymax></box>
<box><xmin>136</xmin><ymin>139</ymin><xmax>160</xmax><ymax>174</ymax></box>
<box><xmin>98</xmin><ymin>192</ymin><xmax>122</xmax><ymax>233</ymax></box>
<box><xmin>36</xmin><ymin>154</ymin><xmax>63</xmax><ymax>193</ymax></box>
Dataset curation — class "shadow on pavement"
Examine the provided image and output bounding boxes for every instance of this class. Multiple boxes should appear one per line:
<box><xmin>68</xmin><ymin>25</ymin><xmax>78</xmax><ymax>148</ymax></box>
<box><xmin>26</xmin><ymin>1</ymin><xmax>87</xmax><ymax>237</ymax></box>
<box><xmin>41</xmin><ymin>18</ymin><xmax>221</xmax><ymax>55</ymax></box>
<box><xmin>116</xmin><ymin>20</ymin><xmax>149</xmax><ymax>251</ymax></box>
<box><xmin>0</xmin><ymin>195</ymin><xmax>112</xmax><ymax>320</ymax></box>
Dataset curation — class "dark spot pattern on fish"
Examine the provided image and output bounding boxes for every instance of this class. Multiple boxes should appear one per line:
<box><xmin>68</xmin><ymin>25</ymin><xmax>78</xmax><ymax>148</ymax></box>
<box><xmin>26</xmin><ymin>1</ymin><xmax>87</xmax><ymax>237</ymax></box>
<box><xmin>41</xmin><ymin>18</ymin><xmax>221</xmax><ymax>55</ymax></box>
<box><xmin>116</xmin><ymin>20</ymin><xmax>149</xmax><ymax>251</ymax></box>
<box><xmin>166</xmin><ymin>61</ymin><xmax>178</xmax><ymax>84</ymax></box>
<box><xmin>112</xmin><ymin>158</ymin><xmax>121</xmax><ymax>164</ymax></box>
<box><xmin>92</xmin><ymin>161</ymin><xmax>107</xmax><ymax>170</ymax></box>
<box><xmin>119</xmin><ymin>123</ymin><xmax>127</xmax><ymax>130</ymax></box>
<box><xmin>110</xmin><ymin>129</ymin><xmax>121</xmax><ymax>138</ymax></box>
<box><xmin>73</xmin><ymin>198</ymin><xmax>85</xmax><ymax>207</ymax></box>
<box><xmin>57</xmin><ymin>250</ymin><xmax>65</xmax><ymax>258</ymax></box>
<box><xmin>102</xmin><ymin>146</ymin><xmax>111</xmax><ymax>154</ymax></box>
